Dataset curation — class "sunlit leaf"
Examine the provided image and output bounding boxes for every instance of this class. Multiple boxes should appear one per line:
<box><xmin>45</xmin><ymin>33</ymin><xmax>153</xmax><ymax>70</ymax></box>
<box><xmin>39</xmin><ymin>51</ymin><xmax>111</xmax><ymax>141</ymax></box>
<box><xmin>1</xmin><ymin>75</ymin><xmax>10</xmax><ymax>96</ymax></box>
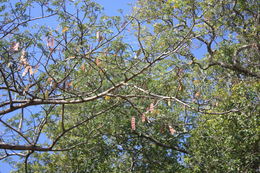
<box><xmin>22</xmin><ymin>66</ymin><xmax>30</xmax><ymax>76</ymax></box>
<box><xmin>20</xmin><ymin>49</ymin><xmax>27</xmax><ymax>65</ymax></box>
<box><xmin>96</xmin><ymin>31</ymin><xmax>103</xmax><ymax>42</ymax></box>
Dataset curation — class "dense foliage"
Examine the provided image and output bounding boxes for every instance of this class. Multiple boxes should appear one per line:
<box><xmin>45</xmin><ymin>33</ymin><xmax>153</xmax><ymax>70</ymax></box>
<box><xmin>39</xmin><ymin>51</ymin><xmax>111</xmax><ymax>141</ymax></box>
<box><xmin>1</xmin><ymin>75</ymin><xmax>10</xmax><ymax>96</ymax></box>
<box><xmin>0</xmin><ymin>0</ymin><xmax>259</xmax><ymax>172</ymax></box>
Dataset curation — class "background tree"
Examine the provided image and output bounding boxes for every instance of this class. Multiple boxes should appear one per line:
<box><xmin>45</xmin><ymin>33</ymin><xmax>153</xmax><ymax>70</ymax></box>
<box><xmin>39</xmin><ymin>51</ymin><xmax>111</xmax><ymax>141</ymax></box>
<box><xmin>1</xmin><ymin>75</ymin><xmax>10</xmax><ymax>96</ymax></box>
<box><xmin>0</xmin><ymin>0</ymin><xmax>259</xmax><ymax>172</ymax></box>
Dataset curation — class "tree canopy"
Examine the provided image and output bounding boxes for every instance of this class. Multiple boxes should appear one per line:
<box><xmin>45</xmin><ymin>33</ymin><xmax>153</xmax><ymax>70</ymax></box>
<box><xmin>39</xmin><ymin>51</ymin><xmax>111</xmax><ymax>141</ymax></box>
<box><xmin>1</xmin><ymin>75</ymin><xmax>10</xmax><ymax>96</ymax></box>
<box><xmin>0</xmin><ymin>0</ymin><xmax>259</xmax><ymax>172</ymax></box>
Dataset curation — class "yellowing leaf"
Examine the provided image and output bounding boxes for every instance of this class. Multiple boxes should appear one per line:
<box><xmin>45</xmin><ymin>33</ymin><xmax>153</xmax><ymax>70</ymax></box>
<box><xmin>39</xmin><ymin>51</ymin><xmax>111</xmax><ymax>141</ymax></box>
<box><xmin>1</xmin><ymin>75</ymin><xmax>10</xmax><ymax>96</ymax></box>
<box><xmin>194</xmin><ymin>80</ymin><xmax>200</xmax><ymax>85</ymax></box>
<box><xmin>47</xmin><ymin>77</ymin><xmax>53</xmax><ymax>84</ymax></box>
<box><xmin>104</xmin><ymin>95</ymin><xmax>111</xmax><ymax>100</ymax></box>
<box><xmin>81</xmin><ymin>63</ymin><xmax>86</xmax><ymax>72</ymax></box>
<box><xmin>178</xmin><ymin>84</ymin><xmax>184</xmax><ymax>91</ymax></box>
<box><xmin>141</xmin><ymin>113</ymin><xmax>146</xmax><ymax>122</ymax></box>
<box><xmin>195</xmin><ymin>91</ymin><xmax>201</xmax><ymax>98</ymax></box>
<box><xmin>167</xmin><ymin>99</ymin><xmax>171</xmax><ymax>106</ymax></box>
<box><xmin>149</xmin><ymin>103</ymin><xmax>154</xmax><ymax>112</ymax></box>
<box><xmin>169</xmin><ymin>125</ymin><xmax>176</xmax><ymax>135</ymax></box>
<box><xmin>29</xmin><ymin>66</ymin><xmax>33</xmax><ymax>75</ymax></box>
<box><xmin>68</xmin><ymin>56</ymin><xmax>75</xmax><ymax>60</ymax></box>
<box><xmin>11</xmin><ymin>42</ymin><xmax>19</xmax><ymax>51</ymax></box>
<box><xmin>62</xmin><ymin>26</ymin><xmax>69</xmax><ymax>33</ymax></box>
<box><xmin>131</xmin><ymin>116</ymin><xmax>136</xmax><ymax>130</ymax></box>
<box><xmin>153</xmin><ymin>109</ymin><xmax>160</xmax><ymax>114</ymax></box>
<box><xmin>160</xmin><ymin>126</ymin><xmax>165</xmax><ymax>133</ymax></box>
<box><xmin>47</xmin><ymin>37</ymin><xmax>54</xmax><ymax>47</ymax></box>
<box><xmin>51</xmin><ymin>82</ymin><xmax>57</xmax><ymax>89</ymax></box>
<box><xmin>44</xmin><ymin>90</ymin><xmax>49</xmax><ymax>99</ymax></box>
<box><xmin>95</xmin><ymin>58</ymin><xmax>101</xmax><ymax>66</ymax></box>
<box><xmin>66</xmin><ymin>81</ymin><xmax>73</xmax><ymax>88</ymax></box>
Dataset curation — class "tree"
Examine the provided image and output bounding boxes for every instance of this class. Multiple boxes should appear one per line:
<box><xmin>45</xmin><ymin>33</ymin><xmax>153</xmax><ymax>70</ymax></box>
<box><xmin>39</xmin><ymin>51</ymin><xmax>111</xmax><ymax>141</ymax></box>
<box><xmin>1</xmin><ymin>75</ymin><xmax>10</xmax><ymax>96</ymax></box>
<box><xmin>0</xmin><ymin>0</ymin><xmax>259</xmax><ymax>172</ymax></box>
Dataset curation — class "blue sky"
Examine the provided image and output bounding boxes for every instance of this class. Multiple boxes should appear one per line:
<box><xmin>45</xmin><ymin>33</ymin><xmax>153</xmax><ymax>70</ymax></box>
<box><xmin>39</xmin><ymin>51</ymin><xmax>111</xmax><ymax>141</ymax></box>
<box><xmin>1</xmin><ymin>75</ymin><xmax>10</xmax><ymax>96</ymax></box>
<box><xmin>0</xmin><ymin>1</ymin><xmax>135</xmax><ymax>172</ymax></box>
<box><xmin>95</xmin><ymin>0</ymin><xmax>136</xmax><ymax>15</ymax></box>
